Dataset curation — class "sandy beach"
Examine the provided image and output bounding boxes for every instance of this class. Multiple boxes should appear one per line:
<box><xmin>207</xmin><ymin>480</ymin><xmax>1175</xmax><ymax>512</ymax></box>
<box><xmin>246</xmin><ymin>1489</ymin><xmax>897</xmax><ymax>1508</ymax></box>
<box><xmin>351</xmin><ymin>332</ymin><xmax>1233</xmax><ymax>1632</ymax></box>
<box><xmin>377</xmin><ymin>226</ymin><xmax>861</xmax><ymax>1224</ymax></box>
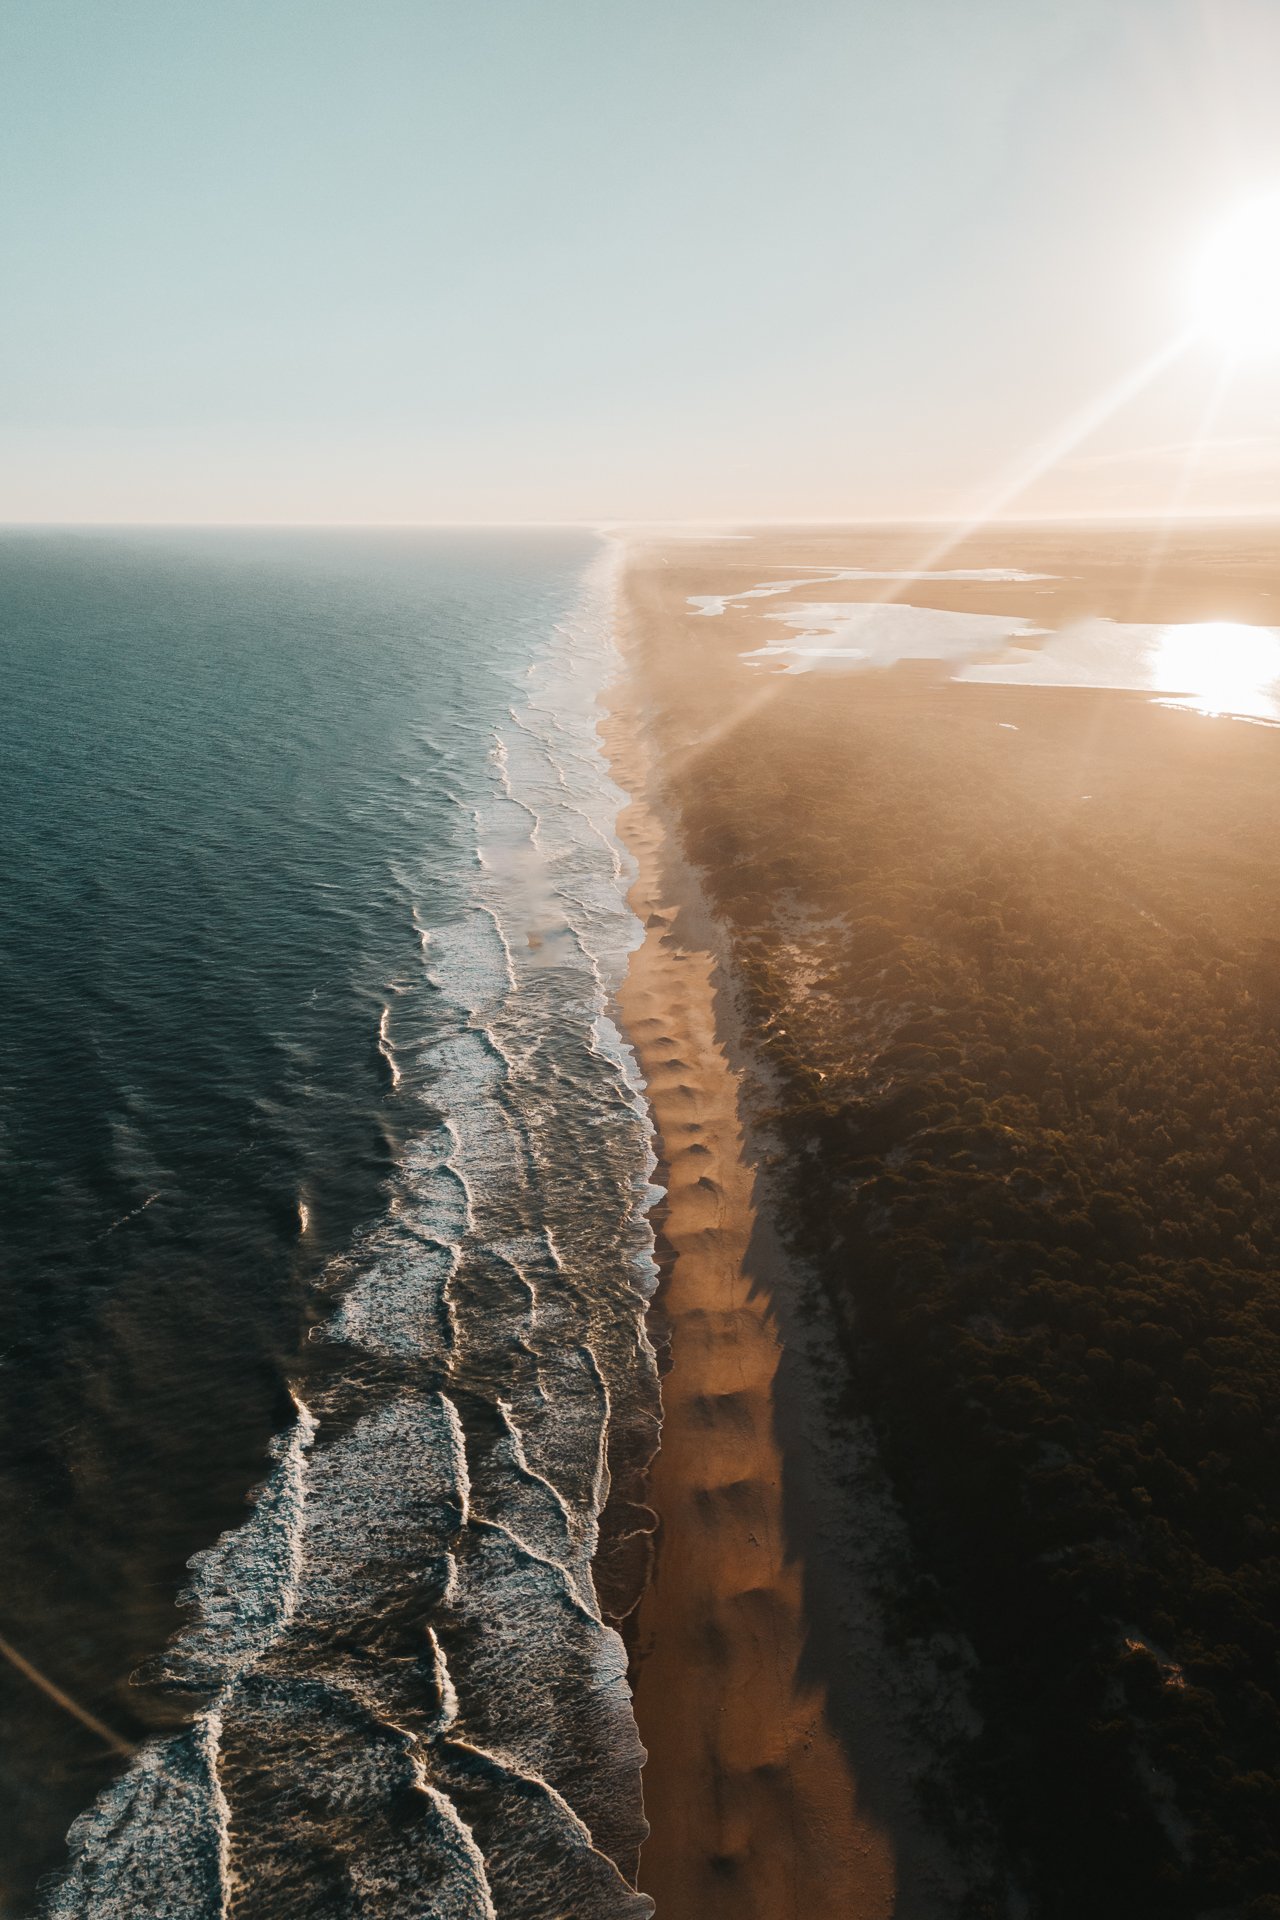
<box><xmin>608</xmin><ymin>718</ymin><xmax>893</xmax><ymax>1917</ymax></box>
<box><xmin>604</xmin><ymin>537</ymin><xmax>975</xmax><ymax>1920</ymax></box>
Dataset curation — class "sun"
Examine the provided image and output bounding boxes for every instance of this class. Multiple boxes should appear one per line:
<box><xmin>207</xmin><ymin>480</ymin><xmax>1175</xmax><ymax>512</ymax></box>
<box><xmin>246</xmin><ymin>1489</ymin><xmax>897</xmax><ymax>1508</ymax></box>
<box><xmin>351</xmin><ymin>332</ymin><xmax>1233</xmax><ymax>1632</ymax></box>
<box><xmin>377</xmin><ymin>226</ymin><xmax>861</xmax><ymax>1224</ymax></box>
<box><xmin>1191</xmin><ymin>189</ymin><xmax>1280</xmax><ymax>355</ymax></box>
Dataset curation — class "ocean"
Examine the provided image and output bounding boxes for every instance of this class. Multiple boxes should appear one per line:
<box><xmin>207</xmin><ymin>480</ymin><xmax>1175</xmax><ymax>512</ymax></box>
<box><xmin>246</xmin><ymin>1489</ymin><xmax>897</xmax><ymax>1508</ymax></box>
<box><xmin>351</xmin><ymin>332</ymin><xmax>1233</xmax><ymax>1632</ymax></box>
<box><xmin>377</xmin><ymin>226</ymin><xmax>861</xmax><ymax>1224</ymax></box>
<box><xmin>0</xmin><ymin>529</ymin><xmax>660</xmax><ymax>1918</ymax></box>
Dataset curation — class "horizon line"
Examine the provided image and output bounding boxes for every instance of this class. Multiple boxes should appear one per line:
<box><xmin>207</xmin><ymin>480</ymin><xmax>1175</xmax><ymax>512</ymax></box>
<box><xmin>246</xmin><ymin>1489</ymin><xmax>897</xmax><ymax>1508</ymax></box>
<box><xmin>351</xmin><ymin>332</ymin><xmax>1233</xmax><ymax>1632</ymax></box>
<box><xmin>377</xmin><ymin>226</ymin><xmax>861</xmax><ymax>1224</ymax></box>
<box><xmin>2</xmin><ymin>506</ymin><xmax>1280</xmax><ymax>533</ymax></box>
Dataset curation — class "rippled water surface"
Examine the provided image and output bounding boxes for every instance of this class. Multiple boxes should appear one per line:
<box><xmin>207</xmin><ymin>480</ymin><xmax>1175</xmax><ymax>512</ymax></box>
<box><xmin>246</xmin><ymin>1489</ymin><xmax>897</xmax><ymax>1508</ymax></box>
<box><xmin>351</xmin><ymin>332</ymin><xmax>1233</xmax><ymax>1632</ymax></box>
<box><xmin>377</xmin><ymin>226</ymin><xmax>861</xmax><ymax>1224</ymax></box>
<box><xmin>0</xmin><ymin>529</ymin><xmax>658</xmax><ymax>1917</ymax></box>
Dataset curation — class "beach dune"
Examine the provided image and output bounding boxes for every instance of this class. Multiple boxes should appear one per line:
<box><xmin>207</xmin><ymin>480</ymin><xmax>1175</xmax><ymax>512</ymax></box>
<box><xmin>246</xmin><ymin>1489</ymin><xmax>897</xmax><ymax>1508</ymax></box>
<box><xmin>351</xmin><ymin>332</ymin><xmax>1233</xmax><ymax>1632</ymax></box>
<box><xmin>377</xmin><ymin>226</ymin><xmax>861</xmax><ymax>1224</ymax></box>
<box><xmin>605</xmin><ymin>676</ymin><xmax>900</xmax><ymax>1919</ymax></box>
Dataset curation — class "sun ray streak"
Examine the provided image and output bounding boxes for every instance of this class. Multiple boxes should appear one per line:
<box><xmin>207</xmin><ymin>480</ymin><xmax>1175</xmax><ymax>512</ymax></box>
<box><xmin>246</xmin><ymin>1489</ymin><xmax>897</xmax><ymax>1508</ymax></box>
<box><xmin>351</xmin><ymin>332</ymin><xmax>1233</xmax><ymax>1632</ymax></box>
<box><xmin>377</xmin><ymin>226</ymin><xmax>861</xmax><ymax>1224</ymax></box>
<box><xmin>673</xmin><ymin>323</ymin><xmax>1213</xmax><ymax>771</ymax></box>
<box><xmin>898</xmin><ymin>327</ymin><xmax>1199</xmax><ymax>582</ymax></box>
<box><xmin>1129</xmin><ymin>355</ymin><xmax>1236</xmax><ymax>616</ymax></box>
<box><xmin>0</xmin><ymin>1632</ymin><xmax>134</xmax><ymax>1758</ymax></box>
<box><xmin>682</xmin><ymin>332</ymin><xmax>1199</xmax><ymax>760</ymax></box>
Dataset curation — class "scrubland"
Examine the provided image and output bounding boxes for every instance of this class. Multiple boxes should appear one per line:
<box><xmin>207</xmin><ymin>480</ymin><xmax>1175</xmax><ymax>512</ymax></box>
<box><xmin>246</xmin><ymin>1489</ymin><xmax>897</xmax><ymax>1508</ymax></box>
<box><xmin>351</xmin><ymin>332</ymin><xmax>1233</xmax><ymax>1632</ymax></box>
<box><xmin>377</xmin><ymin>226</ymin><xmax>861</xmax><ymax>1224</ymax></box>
<box><xmin>629</xmin><ymin>530</ymin><xmax>1280</xmax><ymax>1918</ymax></box>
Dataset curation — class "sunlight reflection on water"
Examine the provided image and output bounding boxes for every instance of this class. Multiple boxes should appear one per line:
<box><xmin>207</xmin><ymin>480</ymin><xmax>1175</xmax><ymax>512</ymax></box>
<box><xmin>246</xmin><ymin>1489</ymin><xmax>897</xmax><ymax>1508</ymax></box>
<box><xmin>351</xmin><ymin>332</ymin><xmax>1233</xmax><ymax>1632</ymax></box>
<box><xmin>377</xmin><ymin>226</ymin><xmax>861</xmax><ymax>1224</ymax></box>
<box><xmin>959</xmin><ymin>615</ymin><xmax>1280</xmax><ymax>723</ymax></box>
<box><xmin>726</xmin><ymin>593</ymin><xmax>1280</xmax><ymax>724</ymax></box>
<box><xmin>1150</xmin><ymin>620</ymin><xmax>1280</xmax><ymax>720</ymax></box>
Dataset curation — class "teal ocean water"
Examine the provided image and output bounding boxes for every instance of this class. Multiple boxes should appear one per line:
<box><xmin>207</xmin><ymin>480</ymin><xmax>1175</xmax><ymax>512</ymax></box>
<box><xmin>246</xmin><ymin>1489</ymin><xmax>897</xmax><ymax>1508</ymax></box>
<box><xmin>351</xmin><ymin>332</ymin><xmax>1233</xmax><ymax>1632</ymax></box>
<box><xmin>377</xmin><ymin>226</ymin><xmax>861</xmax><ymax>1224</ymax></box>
<box><xmin>0</xmin><ymin>530</ymin><xmax>659</xmax><ymax>1917</ymax></box>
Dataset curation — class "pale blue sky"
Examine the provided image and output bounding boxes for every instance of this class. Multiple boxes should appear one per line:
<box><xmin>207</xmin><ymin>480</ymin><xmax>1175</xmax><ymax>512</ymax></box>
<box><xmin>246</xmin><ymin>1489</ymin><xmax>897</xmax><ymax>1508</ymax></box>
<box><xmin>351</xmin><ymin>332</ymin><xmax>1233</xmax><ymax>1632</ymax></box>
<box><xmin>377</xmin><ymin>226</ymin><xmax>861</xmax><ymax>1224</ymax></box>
<box><xmin>2</xmin><ymin>0</ymin><xmax>1278</xmax><ymax>521</ymax></box>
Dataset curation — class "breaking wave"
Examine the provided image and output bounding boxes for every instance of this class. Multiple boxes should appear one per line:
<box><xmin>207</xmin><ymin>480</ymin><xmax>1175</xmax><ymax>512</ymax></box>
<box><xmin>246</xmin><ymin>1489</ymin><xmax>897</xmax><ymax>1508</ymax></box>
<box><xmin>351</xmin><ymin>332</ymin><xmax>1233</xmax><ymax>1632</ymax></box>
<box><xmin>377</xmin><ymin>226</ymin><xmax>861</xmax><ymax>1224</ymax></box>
<box><xmin>35</xmin><ymin>543</ymin><xmax>661</xmax><ymax>1919</ymax></box>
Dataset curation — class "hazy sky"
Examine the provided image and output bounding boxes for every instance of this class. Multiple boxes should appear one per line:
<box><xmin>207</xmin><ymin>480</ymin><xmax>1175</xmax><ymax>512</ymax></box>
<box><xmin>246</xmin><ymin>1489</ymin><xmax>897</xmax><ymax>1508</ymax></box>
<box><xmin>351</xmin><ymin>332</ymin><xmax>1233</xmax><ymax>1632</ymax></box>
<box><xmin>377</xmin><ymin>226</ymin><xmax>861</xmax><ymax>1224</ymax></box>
<box><xmin>2</xmin><ymin>0</ymin><xmax>1279</xmax><ymax>522</ymax></box>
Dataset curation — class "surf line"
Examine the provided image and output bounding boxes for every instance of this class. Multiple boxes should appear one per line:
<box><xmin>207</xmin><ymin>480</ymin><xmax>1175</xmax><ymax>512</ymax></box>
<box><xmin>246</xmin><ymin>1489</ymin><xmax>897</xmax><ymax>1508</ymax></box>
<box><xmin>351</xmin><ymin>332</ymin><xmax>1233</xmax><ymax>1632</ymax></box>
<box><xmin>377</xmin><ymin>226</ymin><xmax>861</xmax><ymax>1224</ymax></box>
<box><xmin>0</xmin><ymin>1631</ymin><xmax>134</xmax><ymax>1758</ymax></box>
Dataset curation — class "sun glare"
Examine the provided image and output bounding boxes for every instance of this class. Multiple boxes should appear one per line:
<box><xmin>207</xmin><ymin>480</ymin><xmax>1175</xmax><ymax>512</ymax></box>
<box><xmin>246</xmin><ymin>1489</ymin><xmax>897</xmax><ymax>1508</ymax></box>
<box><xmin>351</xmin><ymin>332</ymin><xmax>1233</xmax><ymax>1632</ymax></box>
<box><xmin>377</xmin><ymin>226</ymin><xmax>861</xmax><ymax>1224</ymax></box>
<box><xmin>1191</xmin><ymin>190</ymin><xmax>1280</xmax><ymax>356</ymax></box>
<box><xmin>1153</xmin><ymin>620</ymin><xmax>1280</xmax><ymax>720</ymax></box>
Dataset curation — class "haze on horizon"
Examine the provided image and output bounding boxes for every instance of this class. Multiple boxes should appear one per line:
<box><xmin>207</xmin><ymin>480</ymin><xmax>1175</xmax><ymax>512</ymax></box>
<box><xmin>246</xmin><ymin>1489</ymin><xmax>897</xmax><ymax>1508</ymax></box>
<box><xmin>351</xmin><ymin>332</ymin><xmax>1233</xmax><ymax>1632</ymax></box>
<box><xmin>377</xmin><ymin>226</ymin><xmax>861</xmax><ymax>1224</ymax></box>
<box><xmin>2</xmin><ymin>0</ymin><xmax>1280</xmax><ymax>527</ymax></box>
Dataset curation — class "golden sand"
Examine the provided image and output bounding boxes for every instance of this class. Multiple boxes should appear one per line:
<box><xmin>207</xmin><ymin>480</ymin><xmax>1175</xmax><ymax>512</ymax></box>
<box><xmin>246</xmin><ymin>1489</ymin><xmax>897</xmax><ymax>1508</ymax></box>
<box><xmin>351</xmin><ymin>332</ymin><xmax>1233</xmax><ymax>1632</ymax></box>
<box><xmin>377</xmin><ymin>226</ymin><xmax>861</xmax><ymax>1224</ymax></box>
<box><xmin>603</xmin><ymin>682</ymin><xmax>897</xmax><ymax>1920</ymax></box>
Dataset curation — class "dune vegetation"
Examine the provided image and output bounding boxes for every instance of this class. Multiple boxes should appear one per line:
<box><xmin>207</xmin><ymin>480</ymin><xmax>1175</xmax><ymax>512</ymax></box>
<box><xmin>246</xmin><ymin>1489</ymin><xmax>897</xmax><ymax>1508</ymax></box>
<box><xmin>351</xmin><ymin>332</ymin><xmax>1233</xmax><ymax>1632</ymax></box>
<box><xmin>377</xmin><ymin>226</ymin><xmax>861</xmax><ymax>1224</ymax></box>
<box><xmin>662</xmin><ymin>664</ymin><xmax>1280</xmax><ymax>1919</ymax></box>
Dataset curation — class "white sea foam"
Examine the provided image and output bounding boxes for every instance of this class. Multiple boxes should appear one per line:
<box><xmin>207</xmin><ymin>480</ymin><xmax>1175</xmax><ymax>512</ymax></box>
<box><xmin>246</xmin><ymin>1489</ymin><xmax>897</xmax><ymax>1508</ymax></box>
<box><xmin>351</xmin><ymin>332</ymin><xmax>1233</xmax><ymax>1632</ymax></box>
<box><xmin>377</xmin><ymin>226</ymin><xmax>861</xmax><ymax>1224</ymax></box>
<box><xmin>374</xmin><ymin>1004</ymin><xmax>402</xmax><ymax>1089</ymax></box>
<box><xmin>38</xmin><ymin>1713</ymin><xmax>234</xmax><ymax>1919</ymax></box>
<box><xmin>95</xmin><ymin>1189</ymin><xmax>162</xmax><ymax>1241</ymax></box>
<box><xmin>39</xmin><ymin>538</ymin><xmax>662</xmax><ymax>1919</ymax></box>
<box><xmin>141</xmin><ymin>1392</ymin><xmax>317</xmax><ymax>1693</ymax></box>
<box><xmin>415</xmin><ymin>1774</ymin><xmax>500</xmax><ymax>1920</ymax></box>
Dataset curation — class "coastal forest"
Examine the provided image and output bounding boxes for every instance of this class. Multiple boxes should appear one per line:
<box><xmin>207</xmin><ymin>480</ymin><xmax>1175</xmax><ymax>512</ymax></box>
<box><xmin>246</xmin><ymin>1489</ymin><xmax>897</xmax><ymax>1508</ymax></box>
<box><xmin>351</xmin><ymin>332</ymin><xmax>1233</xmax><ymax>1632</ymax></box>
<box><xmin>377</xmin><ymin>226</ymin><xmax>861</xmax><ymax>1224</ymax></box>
<box><xmin>668</xmin><ymin>664</ymin><xmax>1280</xmax><ymax>1919</ymax></box>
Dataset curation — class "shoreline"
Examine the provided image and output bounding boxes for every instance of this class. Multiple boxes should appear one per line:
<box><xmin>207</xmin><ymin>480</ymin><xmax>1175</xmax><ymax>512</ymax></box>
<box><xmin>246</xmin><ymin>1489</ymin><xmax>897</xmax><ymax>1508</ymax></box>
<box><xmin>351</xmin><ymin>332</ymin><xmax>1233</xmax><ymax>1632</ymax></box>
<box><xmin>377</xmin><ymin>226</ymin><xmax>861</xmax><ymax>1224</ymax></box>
<box><xmin>602</xmin><ymin>552</ymin><xmax>971</xmax><ymax>1918</ymax></box>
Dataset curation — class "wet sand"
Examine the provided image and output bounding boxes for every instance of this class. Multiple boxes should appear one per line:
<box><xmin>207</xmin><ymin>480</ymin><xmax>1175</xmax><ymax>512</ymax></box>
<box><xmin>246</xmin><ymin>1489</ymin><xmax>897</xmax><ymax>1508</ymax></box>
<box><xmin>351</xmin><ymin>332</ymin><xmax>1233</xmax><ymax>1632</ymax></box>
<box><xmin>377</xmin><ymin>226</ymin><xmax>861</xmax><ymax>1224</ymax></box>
<box><xmin>603</xmin><ymin>551</ymin><xmax>977</xmax><ymax>1917</ymax></box>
